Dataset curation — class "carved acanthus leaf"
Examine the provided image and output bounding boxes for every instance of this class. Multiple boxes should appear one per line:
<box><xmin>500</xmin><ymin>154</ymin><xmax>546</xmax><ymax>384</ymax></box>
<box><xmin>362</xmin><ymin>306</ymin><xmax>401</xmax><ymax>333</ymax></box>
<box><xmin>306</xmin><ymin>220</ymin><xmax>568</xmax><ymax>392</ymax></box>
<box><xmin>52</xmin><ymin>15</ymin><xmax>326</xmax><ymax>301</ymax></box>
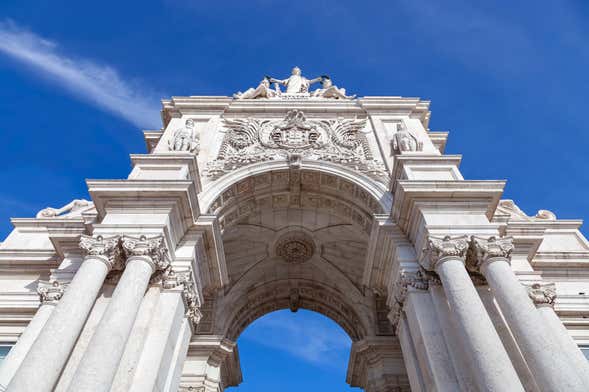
<box><xmin>121</xmin><ymin>235</ymin><xmax>170</xmax><ymax>271</ymax></box>
<box><xmin>163</xmin><ymin>268</ymin><xmax>202</xmax><ymax>328</ymax></box>
<box><xmin>469</xmin><ymin>236</ymin><xmax>514</xmax><ymax>268</ymax></box>
<box><xmin>420</xmin><ymin>235</ymin><xmax>469</xmax><ymax>271</ymax></box>
<box><xmin>37</xmin><ymin>280</ymin><xmax>67</xmax><ymax>304</ymax></box>
<box><xmin>79</xmin><ymin>234</ymin><xmax>123</xmax><ymax>269</ymax></box>
<box><xmin>525</xmin><ymin>282</ymin><xmax>557</xmax><ymax>307</ymax></box>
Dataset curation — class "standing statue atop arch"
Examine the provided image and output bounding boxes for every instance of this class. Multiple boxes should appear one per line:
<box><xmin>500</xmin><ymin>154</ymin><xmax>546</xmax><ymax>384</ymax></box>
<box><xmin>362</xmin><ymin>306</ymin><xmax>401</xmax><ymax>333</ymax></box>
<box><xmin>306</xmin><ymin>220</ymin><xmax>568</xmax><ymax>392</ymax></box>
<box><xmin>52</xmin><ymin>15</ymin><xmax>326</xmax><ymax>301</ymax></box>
<box><xmin>267</xmin><ymin>66</ymin><xmax>323</xmax><ymax>94</ymax></box>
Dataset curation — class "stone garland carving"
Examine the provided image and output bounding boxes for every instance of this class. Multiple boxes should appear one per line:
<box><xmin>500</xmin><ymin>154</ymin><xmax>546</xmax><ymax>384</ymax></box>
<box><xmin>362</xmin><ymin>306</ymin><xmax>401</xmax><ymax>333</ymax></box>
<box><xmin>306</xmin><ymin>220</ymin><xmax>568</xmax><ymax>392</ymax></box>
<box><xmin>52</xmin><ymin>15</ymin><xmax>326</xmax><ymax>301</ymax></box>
<box><xmin>391</xmin><ymin>122</ymin><xmax>423</xmax><ymax>155</ymax></box>
<box><xmin>36</xmin><ymin>199</ymin><xmax>91</xmax><ymax>218</ymax></box>
<box><xmin>163</xmin><ymin>269</ymin><xmax>203</xmax><ymax>329</ymax></box>
<box><xmin>169</xmin><ymin>118</ymin><xmax>200</xmax><ymax>153</ymax></box>
<box><xmin>234</xmin><ymin>67</ymin><xmax>354</xmax><ymax>100</ymax></box>
<box><xmin>467</xmin><ymin>236</ymin><xmax>514</xmax><ymax>270</ymax></box>
<box><xmin>205</xmin><ymin>110</ymin><xmax>387</xmax><ymax>183</ymax></box>
<box><xmin>79</xmin><ymin>234</ymin><xmax>124</xmax><ymax>270</ymax></box>
<box><xmin>525</xmin><ymin>282</ymin><xmax>557</xmax><ymax>307</ymax></box>
<box><xmin>37</xmin><ymin>280</ymin><xmax>67</xmax><ymax>304</ymax></box>
<box><xmin>420</xmin><ymin>235</ymin><xmax>469</xmax><ymax>271</ymax></box>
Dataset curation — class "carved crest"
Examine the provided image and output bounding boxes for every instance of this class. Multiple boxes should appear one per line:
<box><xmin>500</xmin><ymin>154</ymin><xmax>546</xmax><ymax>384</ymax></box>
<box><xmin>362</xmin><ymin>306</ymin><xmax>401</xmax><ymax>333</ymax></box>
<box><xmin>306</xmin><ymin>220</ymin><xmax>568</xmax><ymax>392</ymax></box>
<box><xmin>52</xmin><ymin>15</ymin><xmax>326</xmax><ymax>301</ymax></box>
<box><xmin>207</xmin><ymin>110</ymin><xmax>386</xmax><ymax>183</ymax></box>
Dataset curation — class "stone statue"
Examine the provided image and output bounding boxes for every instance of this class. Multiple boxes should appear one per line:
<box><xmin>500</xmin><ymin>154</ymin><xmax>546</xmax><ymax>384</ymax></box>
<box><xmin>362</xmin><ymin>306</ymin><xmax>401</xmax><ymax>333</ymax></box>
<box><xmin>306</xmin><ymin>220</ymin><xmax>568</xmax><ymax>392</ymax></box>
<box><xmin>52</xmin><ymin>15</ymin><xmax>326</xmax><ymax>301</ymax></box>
<box><xmin>169</xmin><ymin>119</ymin><xmax>199</xmax><ymax>153</ymax></box>
<box><xmin>312</xmin><ymin>76</ymin><xmax>354</xmax><ymax>99</ymax></box>
<box><xmin>233</xmin><ymin>77</ymin><xmax>277</xmax><ymax>100</ymax></box>
<box><xmin>267</xmin><ymin>66</ymin><xmax>322</xmax><ymax>94</ymax></box>
<box><xmin>391</xmin><ymin>122</ymin><xmax>423</xmax><ymax>154</ymax></box>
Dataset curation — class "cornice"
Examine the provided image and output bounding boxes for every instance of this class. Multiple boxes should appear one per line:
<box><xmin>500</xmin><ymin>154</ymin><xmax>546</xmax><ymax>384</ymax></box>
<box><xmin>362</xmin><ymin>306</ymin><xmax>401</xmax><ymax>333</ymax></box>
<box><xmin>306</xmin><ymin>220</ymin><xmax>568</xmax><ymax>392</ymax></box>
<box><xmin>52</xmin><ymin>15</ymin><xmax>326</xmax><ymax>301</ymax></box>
<box><xmin>392</xmin><ymin>180</ymin><xmax>506</xmax><ymax>232</ymax></box>
<box><xmin>390</xmin><ymin>154</ymin><xmax>463</xmax><ymax>193</ymax></box>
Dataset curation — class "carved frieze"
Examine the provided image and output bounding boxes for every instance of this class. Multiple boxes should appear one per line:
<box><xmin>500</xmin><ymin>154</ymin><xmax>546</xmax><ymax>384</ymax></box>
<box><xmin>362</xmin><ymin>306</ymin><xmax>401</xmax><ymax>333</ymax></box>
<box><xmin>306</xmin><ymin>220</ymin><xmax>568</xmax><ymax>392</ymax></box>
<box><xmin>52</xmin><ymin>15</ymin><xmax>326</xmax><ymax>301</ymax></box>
<box><xmin>205</xmin><ymin>110</ymin><xmax>387</xmax><ymax>183</ymax></box>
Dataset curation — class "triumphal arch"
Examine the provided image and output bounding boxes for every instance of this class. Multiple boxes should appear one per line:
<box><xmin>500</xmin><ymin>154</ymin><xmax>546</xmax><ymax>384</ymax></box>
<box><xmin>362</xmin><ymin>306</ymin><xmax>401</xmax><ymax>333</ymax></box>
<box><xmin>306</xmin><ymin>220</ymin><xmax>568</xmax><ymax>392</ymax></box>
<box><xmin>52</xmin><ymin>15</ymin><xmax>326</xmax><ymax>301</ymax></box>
<box><xmin>1</xmin><ymin>68</ymin><xmax>589</xmax><ymax>392</ymax></box>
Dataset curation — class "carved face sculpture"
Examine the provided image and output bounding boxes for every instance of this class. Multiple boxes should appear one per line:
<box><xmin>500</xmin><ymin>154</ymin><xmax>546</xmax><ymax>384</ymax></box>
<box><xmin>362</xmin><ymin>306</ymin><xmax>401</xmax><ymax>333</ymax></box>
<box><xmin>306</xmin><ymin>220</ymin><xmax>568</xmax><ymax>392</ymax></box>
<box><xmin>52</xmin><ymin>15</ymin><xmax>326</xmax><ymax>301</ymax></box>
<box><xmin>185</xmin><ymin>119</ymin><xmax>195</xmax><ymax>128</ymax></box>
<box><xmin>292</xmin><ymin>66</ymin><xmax>301</xmax><ymax>76</ymax></box>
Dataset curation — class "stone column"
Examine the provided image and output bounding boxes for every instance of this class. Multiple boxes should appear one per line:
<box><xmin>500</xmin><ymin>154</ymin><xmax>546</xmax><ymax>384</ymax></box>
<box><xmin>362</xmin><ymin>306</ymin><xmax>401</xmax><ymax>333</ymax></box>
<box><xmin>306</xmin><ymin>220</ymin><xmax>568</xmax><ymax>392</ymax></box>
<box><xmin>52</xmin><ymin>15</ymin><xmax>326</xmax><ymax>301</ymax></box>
<box><xmin>7</xmin><ymin>235</ymin><xmax>121</xmax><ymax>392</ymax></box>
<box><xmin>526</xmin><ymin>282</ymin><xmax>589</xmax><ymax>384</ymax></box>
<box><xmin>0</xmin><ymin>281</ymin><xmax>65</xmax><ymax>388</ymax></box>
<box><xmin>471</xmin><ymin>236</ymin><xmax>585</xmax><ymax>392</ymax></box>
<box><xmin>422</xmin><ymin>235</ymin><xmax>524</xmax><ymax>392</ymax></box>
<box><xmin>67</xmin><ymin>235</ymin><xmax>169</xmax><ymax>392</ymax></box>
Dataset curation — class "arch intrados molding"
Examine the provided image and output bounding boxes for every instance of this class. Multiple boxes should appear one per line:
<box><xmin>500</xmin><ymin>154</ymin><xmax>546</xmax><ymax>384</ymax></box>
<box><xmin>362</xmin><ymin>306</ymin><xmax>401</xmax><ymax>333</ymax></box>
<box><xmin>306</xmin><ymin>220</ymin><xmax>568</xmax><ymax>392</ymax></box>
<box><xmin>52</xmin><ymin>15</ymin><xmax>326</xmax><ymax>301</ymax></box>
<box><xmin>221</xmin><ymin>279</ymin><xmax>369</xmax><ymax>342</ymax></box>
<box><xmin>199</xmin><ymin>160</ymin><xmax>392</xmax><ymax>214</ymax></box>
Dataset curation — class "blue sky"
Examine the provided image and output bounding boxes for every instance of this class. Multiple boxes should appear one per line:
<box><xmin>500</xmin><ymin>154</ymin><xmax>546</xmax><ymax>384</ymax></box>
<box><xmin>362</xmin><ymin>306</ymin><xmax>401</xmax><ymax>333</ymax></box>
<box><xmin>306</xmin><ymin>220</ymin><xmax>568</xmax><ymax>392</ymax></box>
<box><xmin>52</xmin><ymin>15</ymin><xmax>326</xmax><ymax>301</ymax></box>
<box><xmin>0</xmin><ymin>0</ymin><xmax>588</xmax><ymax>389</ymax></box>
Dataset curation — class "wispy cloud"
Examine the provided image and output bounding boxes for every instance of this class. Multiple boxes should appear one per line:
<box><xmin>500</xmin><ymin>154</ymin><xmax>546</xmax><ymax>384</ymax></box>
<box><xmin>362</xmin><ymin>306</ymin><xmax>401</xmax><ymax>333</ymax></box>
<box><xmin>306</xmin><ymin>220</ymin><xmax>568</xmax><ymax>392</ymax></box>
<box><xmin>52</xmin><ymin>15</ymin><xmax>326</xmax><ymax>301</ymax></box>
<box><xmin>0</xmin><ymin>19</ymin><xmax>161</xmax><ymax>128</ymax></box>
<box><xmin>241</xmin><ymin>310</ymin><xmax>351</xmax><ymax>369</ymax></box>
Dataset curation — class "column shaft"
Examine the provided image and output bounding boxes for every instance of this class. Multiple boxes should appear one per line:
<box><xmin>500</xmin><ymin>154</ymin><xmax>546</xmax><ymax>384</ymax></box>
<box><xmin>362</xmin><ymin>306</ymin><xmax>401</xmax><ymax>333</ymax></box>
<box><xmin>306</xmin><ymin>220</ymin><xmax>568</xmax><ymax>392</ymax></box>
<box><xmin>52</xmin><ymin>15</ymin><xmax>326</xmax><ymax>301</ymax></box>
<box><xmin>436</xmin><ymin>257</ymin><xmax>524</xmax><ymax>392</ymax></box>
<box><xmin>537</xmin><ymin>306</ymin><xmax>589</xmax><ymax>384</ymax></box>
<box><xmin>7</xmin><ymin>257</ymin><xmax>110</xmax><ymax>392</ymax></box>
<box><xmin>482</xmin><ymin>259</ymin><xmax>585</xmax><ymax>391</ymax></box>
<box><xmin>67</xmin><ymin>256</ymin><xmax>155</xmax><ymax>392</ymax></box>
<box><xmin>0</xmin><ymin>304</ymin><xmax>54</xmax><ymax>388</ymax></box>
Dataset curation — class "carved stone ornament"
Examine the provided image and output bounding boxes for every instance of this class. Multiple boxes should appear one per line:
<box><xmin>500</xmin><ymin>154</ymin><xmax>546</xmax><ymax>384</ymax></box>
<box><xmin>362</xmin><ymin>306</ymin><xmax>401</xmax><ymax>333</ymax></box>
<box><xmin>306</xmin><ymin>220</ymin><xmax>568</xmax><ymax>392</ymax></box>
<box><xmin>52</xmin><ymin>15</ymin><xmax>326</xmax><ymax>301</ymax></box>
<box><xmin>169</xmin><ymin>118</ymin><xmax>200</xmax><ymax>153</ymax></box>
<box><xmin>36</xmin><ymin>199</ymin><xmax>92</xmax><ymax>218</ymax></box>
<box><xmin>275</xmin><ymin>232</ymin><xmax>315</xmax><ymax>264</ymax></box>
<box><xmin>37</xmin><ymin>280</ymin><xmax>66</xmax><ymax>304</ymax></box>
<box><xmin>420</xmin><ymin>235</ymin><xmax>469</xmax><ymax>271</ymax></box>
<box><xmin>79</xmin><ymin>234</ymin><xmax>123</xmax><ymax>270</ymax></box>
<box><xmin>234</xmin><ymin>67</ymin><xmax>354</xmax><ymax>100</ymax></box>
<box><xmin>525</xmin><ymin>282</ymin><xmax>557</xmax><ymax>307</ymax></box>
<box><xmin>389</xmin><ymin>270</ymin><xmax>430</xmax><ymax>328</ymax></box>
<box><xmin>497</xmin><ymin>200</ymin><xmax>557</xmax><ymax>221</ymax></box>
<box><xmin>163</xmin><ymin>269</ymin><xmax>202</xmax><ymax>329</ymax></box>
<box><xmin>205</xmin><ymin>110</ymin><xmax>387</xmax><ymax>183</ymax></box>
<box><xmin>468</xmin><ymin>236</ymin><xmax>514</xmax><ymax>269</ymax></box>
<box><xmin>121</xmin><ymin>235</ymin><xmax>170</xmax><ymax>271</ymax></box>
<box><xmin>391</xmin><ymin>122</ymin><xmax>423</xmax><ymax>155</ymax></box>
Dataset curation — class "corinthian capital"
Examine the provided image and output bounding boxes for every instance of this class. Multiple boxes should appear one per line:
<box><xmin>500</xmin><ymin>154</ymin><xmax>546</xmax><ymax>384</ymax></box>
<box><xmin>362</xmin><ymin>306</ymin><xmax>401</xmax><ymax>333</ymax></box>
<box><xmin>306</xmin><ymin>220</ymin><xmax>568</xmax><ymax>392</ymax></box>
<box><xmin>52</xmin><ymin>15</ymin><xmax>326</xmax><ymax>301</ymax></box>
<box><xmin>122</xmin><ymin>235</ymin><xmax>170</xmax><ymax>271</ymax></box>
<box><xmin>469</xmin><ymin>236</ymin><xmax>514</xmax><ymax>269</ymax></box>
<box><xmin>79</xmin><ymin>234</ymin><xmax>122</xmax><ymax>269</ymax></box>
<box><xmin>525</xmin><ymin>282</ymin><xmax>556</xmax><ymax>307</ymax></box>
<box><xmin>37</xmin><ymin>280</ymin><xmax>66</xmax><ymax>304</ymax></box>
<box><xmin>421</xmin><ymin>235</ymin><xmax>469</xmax><ymax>271</ymax></box>
<box><xmin>164</xmin><ymin>269</ymin><xmax>202</xmax><ymax>329</ymax></box>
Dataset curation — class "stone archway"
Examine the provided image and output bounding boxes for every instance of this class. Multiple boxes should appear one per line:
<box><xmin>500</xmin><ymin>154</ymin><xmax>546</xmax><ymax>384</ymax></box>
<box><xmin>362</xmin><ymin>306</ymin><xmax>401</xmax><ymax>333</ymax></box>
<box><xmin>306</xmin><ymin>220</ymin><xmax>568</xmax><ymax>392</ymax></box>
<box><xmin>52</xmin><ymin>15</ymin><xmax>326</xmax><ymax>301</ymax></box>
<box><xmin>189</xmin><ymin>164</ymin><xmax>408</xmax><ymax>390</ymax></box>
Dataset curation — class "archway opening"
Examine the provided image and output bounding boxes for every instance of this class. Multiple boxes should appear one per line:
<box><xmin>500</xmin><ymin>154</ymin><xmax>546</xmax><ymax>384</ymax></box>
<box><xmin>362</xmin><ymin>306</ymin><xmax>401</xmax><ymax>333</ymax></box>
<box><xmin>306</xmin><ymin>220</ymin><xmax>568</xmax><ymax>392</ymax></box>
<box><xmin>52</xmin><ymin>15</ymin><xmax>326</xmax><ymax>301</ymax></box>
<box><xmin>234</xmin><ymin>309</ymin><xmax>362</xmax><ymax>391</ymax></box>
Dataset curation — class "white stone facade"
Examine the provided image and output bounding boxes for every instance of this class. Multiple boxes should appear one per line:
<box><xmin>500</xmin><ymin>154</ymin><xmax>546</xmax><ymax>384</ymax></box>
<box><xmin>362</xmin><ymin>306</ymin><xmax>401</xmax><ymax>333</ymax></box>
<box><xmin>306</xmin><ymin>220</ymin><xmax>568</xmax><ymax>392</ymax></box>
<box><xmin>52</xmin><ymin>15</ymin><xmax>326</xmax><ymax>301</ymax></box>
<box><xmin>0</xmin><ymin>71</ymin><xmax>588</xmax><ymax>391</ymax></box>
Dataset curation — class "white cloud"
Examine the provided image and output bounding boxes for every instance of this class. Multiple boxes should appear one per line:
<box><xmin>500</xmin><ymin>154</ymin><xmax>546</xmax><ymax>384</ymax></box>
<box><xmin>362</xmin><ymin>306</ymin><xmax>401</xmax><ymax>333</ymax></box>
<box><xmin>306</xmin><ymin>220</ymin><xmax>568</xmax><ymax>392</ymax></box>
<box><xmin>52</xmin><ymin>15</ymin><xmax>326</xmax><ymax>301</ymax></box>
<box><xmin>0</xmin><ymin>19</ymin><xmax>161</xmax><ymax>129</ymax></box>
<box><xmin>241</xmin><ymin>310</ymin><xmax>351</xmax><ymax>369</ymax></box>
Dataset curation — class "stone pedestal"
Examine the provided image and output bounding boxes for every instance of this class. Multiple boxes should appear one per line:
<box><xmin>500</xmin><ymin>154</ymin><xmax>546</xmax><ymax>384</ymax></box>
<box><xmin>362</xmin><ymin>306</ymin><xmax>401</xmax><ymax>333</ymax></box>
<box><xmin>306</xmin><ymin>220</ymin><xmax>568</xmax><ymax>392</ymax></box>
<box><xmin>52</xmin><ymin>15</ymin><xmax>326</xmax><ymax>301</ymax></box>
<box><xmin>346</xmin><ymin>337</ymin><xmax>411</xmax><ymax>392</ymax></box>
<box><xmin>179</xmin><ymin>336</ymin><xmax>242</xmax><ymax>392</ymax></box>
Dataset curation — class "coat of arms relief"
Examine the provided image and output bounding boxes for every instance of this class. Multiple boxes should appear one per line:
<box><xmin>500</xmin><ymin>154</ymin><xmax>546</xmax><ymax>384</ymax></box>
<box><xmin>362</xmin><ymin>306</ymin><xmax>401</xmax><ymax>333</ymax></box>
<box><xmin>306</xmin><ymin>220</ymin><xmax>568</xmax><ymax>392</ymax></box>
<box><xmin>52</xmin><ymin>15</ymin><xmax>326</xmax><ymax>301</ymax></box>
<box><xmin>204</xmin><ymin>110</ymin><xmax>388</xmax><ymax>183</ymax></box>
